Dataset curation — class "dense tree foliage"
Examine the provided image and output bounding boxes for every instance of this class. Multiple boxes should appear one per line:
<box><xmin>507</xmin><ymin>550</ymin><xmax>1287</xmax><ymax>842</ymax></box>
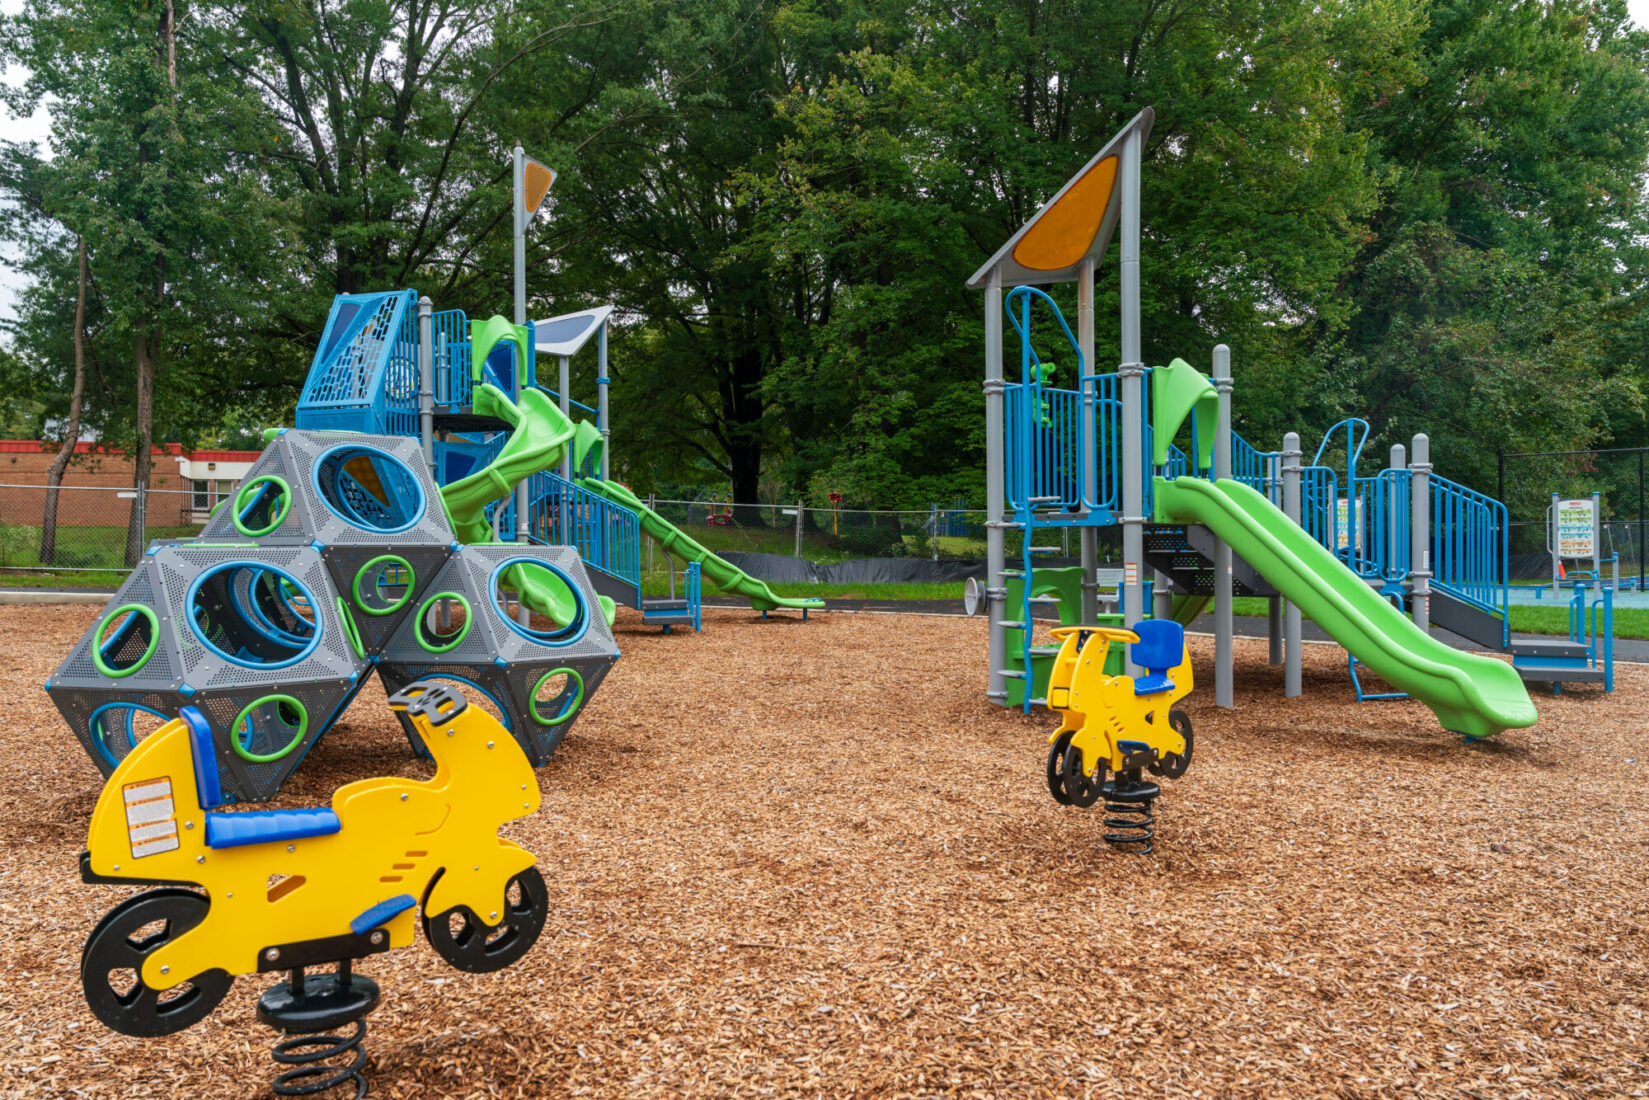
<box><xmin>1</xmin><ymin>0</ymin><xmax>1647</xmax><ymax>518</ymax></box>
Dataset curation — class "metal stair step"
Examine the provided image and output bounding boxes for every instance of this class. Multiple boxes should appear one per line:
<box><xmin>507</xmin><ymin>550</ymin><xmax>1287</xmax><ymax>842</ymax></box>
<box><xmin>1509</xmin><ymin>639</ymin><xmax>1591</xmax><ymax>659</ymax></box>
<box><xmin>1515</xmin><ymin>665</ymin><xmax>1605</xmax><ymax>683</ymax></box>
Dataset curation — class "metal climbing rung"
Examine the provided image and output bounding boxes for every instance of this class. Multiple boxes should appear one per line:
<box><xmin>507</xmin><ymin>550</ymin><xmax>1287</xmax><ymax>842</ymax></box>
<box><xmin>999</xmin><ymin>620</ymin><xmax>1026</xmax><ymax>629</ymax></box>
<box><xmin>1028</xmin><ymin>595</ymin><xmax>1060</xmax><ymax>604</ymax></box>
<box><xmin>1028</xmin><ymin>645</ymin><xmax>1061</xmax><ymax>656</ymax></box>
<box><xmin>1028</xmin><ymin>495</ymin><xmax>1060</xmax><ymax>504</ymax></box>
<box><xmin>1027</xmin><ymin>696</ymin><xmax>1048</xmax><ymax>706</ymax></box>
<box><xmin>1027</xmin><ymin>546</ymin><xmax>1060</xmax><ymax>555</ymax></box>
<box><xmin>998</xmin><ymin>670</ymin><xmax>1027</xmax><ymax>680</ymax></box>
<box><xmin>1001</xmin><ymin>569</ymin><xmax>1025</xmax><ymax>578</ymax></box>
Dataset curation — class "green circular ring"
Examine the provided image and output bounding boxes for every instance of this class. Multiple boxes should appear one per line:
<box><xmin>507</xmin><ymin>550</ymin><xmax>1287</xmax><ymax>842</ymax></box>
<box><xmin>336</xmin><ymin>597</ymin><xmax>364</xmax><ymax>658</ymax></box>
<box><xmin>232</xmin><ymin>475</ymin><xmax>292</xmax><ymax>538</ymax></box>
<box><xmin>352</xmin><ymin>554</ymin><xmax>416</xmax><ymax>616</ymax></box>
<box><xmin>91</xmin><ymin>604</ymin><xmax>160</xmax><ymax>679</ymax></box>
<box><xmin>529</xmin><ymin>667</ymin><xmax>585</xmax><ymax>726</ymax></box>
<box><xmin>415</xmin><ymin>592</ymin><xmax>472</xmax><ymax>653</ymax></box>
<box><xmin>230</xmin><ymin>694</ymin><xmax>308</xmax><ymax>763</ymax></box>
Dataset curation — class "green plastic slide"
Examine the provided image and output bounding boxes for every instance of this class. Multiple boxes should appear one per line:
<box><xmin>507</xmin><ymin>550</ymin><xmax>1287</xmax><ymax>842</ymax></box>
<box><xmin>575</xmin><ymin>478</ymin><xmax>825</xmax><ymax>613</ymax></box>
<box><xmin>437</xmin><ymin>382</ymin><xmax>615</xmax><ymax>628</ymax></box>
<box><xmin>1153</xmin><ymin>475</ymin><xmax>1537</xmax><ymax>739</ymax></box>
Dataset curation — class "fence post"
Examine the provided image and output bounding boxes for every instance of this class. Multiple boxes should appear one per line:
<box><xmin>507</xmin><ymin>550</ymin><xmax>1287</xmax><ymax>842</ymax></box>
<box><xmin>1410</xmin><ymin>434</ymin><xmax>1431</xmax><ymax>632</ymax></box>
<box><xmin>931</xmin><ymin>505</ymin><xmax>939</xmax><ymax>562</ymax></box>
<box><xmin>796</xmin><ymin>501</ymin><xmax>804</xmax><ymax>559</ymax></box>
<box><xmin>649</xmin><ymin>495</ymin><xmax>657</xmax><ymax>575</ymax></box>
<box><xmin>418</xmin><ymin>295</ymin><xmax>435</xmax><ymax>482</ymax></box>
<box><xmin>1212</xmin><ymin>344</ymin><xmax>1233</xmax><ymax>708</ymax></box>
<box><xmin>1282</xmin><ymin>432</ymin><xmax>1302</xmax><ymax>698</ymax></box>
<box><xmin>1593</xmin><ymin>490</ymin><xmax>1603</xmax><ymax>585</ymax></box>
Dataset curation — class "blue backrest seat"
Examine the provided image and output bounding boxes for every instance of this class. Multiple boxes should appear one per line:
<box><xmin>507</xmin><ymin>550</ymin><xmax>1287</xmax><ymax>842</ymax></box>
<box><xmin>180</xmin><ymin>707</ymin><xmax>222</xmax><ymax>809</ymax></box>
<box><xmin>1130</xmin><ymin>619</ymin><xmax>1184</xmax><ymax>696</ymax></box>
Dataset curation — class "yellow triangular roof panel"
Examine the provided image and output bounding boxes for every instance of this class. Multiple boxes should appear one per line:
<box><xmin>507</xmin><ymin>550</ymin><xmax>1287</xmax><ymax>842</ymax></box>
<box><xmin>1011</xmin><ymin>156</ymin><xmax>1117</xmax><ymax>271</ymax></box>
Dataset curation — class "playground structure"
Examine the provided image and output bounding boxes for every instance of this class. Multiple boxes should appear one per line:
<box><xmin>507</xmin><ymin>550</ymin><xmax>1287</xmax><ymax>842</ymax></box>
<box><xmin>294</xmin><ymin>291</ymin><xmax>822</xmax><ymax>629</ymax></box>
<box><xmin>45</xmin><ymin>429</ymin><xmax>621</xmax><ymax>801</ymax></box>
<box><xmin>973</xmin><ymin>109</ymin><xmax>1612</xmax><ymax>748</ymax></box>
<box><xmin>77</xmin><ymin>681</ymin><xmax>549</xmax><ymax>1095</ymax></box>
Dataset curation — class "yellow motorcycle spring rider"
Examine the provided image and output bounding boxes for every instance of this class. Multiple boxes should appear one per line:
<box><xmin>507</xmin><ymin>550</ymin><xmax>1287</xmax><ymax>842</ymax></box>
<box><xmin>78</xmin><ymin>681</ymin><xmax>548</xmax><ymax>1094</ymax></box>
<box><xmin>1044</xmin><ymin>619</ymin><xmax>1195</xmax><ymax>853</ymax></box>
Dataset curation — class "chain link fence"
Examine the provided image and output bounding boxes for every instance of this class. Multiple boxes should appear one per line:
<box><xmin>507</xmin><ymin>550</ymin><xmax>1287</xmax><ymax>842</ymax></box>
<box><xmin>0</xmin><ymin>484</ymin><xmax>206</xmax><ymax>574</ymax></box>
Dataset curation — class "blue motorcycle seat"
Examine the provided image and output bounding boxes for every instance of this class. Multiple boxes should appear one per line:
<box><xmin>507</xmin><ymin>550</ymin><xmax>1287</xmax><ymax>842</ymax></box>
<box><xmin>205</xmin><ymin>808</ymin><xmax>342</xmax><ymax>850</ymax></box>
<box><xmin>1133</xmin><ymin>673</ymin><xmax>1175</xmax><ymax>695</ymax></box>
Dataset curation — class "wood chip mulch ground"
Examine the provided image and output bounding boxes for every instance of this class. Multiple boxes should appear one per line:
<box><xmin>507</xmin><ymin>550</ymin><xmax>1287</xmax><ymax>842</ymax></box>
<box><xmin>2</xmin><ymin>602</ymin><xmax>1647</xmax><ymax>1098</ymax></box>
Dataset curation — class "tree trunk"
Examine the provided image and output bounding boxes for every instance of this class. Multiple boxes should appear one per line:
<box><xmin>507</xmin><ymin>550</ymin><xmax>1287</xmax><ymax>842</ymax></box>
<box><xmin>125</xmin><ymin>328</ymin><xmax>155</xmax><ymax>567</ymax></box>
<box><xmin>40</xmin><ymin>237</ymin><xmax>89</xmax><ymax>567</ymax></box>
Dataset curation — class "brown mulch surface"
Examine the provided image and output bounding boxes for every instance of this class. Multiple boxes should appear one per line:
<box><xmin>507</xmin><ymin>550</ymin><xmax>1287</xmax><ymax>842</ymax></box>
<box><xmin>2</xmin><ymin>603</ymin><xmax>1647</xmax><ymax>1098</ymax></box>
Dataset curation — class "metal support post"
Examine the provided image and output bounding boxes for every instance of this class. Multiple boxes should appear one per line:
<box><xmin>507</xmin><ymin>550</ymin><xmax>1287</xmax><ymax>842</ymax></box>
<box><xmin>1389</xmin><ymin>443</ymin><xmax>1406</xmax><ymax>589</ymax></box>
<box><xmin>512</xmin><ymin>144</ymin><xmax>531</xmax><ymax>624</ymax></box>
<box><xmin>1593</xmin><ymin>490</ymin><xmax>1603</xmax><ymax>584</ymax></box>
<box><xmin>1212</xmin><ymin>344</ymin><xmax>1233</xmax><ymax>708</ymax></box>
<box><xmin>1410</xmin><ymin>434</ymin><xmax>1431</xmax><ymax>632</ymax></box>
<box><xmin>556</xmin><ymin>353</ymin><xmax>571</xmax><ymax>562</ymax></box>
<box><xmin>1551</xmin><ymin>491</ymin><xmax>1561</xmax><ymax>596</ymax></box>
<box><xmin>1077</xmin><ymin>255</ymin><xmax>1099</xmax><ymax>622</ymax></box>
<box><xmin>984</xmin><ymin>272</ymin><xmax>1007</xmax><ymax>701</ymax></box>
<box><xmin>1119</xmin><ymin>125</ymin><xmax>1145</xmax><ymax>674</ymax></box>
<box><xmin>418</xmin><ymin>296</ymin><xmax>435</xmax><ymax>481</ymax></box>
<box><xmin>1282</xmin><ymin>432</ymin><xmax>1303</xmax><ymax>697</ymax></box>
<box><xmin>597</xmin><ymin>319</ymin><xmax>610</xmax><ymax>482</ymax></box>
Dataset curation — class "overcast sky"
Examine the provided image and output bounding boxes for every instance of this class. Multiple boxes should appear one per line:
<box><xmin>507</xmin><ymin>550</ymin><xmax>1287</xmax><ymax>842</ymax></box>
<box><xmin>0</xmin><ymin>0</ymin><xmax>1646</xmax><ymax>323</ymax></box>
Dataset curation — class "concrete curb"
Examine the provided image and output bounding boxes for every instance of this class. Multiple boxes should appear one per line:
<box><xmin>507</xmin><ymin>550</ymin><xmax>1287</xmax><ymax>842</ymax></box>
<box><xmin>0</xmin><ymin>590</ymin><xmax>113</xmax><ymax>605</ymax></box>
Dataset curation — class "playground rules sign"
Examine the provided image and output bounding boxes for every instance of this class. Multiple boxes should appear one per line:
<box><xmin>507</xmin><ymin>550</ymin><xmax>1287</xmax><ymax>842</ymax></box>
<box><xmin>1556</xmin><ymin>499</ymin><xmax>1595</xmax><ymax>558</ymax></box>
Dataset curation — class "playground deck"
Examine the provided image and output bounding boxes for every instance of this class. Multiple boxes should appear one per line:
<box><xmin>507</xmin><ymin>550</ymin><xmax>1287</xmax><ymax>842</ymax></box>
<box><xmin>3</xmin><ymin>603</ymin><xmax>1646</xmax><ymax>1097</ymax></box>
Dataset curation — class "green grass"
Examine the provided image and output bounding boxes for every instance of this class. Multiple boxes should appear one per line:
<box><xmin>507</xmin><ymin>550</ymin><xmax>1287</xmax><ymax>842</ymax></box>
<box><xmin>1</xmin><ymin>570</ymin><xmax>125</xmax><ymax>590</ymax></box>
<box><xmin>1229</xmin><ymin>595</ymin><xmax>1645</xmax><ymax>639</ymax></box>
<box><xmin>0</xmin><ymin>523</ymin><xmax>200</xmax><ymax>571</ymax></box>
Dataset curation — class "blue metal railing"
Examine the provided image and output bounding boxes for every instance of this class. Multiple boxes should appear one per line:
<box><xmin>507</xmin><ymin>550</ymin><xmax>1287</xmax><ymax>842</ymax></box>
<box><xmin>433</xmin><ymin>308</ymin><xmax>473</xmax><ymax>408</ymax></box>
<box><xmin>1430</xmin><ymin>472</ymin><xmax>1509</xmax><ymax>626</ymax></box>
<box><xmin>525</xmin><ymin>470</ymin><xmax>642</xmax><ymax>601</ymax></box>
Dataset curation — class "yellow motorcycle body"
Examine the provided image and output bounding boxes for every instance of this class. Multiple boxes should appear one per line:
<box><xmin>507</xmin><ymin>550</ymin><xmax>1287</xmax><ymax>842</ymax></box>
<box><xmin>80</xmin><ymin>681</ymin><xmax>547</xmax><ymax>1036</ymax></box>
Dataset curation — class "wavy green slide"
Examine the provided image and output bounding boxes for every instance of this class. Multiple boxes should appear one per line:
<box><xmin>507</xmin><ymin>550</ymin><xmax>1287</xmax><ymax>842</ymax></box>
<box><xmin>438</xmin><ymin>382</ymin><xmax>616</xmax><ymax>627</ymax></box>
<box><xmin>576</xmin><ymin>478</ymin><xmax>824</xmax><ymax>613</ymax></box>
<box><xmin>1154</xmin><ymin>475</ymin><xmax>1537</xmax><ymax>739</ymax></box>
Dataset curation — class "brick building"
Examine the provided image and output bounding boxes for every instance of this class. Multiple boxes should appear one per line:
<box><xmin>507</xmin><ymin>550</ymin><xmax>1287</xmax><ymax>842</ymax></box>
<box><xmin>0</xmin><ymin>441</ymin><xmax>261</xmax><ymax>527</ymax></box>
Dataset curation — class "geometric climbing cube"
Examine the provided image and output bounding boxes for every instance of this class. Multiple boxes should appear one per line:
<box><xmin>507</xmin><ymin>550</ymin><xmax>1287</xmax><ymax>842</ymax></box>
<box><xmin>196</xmin><ymin>429</ymin><xmax>458</xmax><ymax>654</ymax></box>
<box><xmin>378</xmin><ymin>543</ymin><xmax>620</xmax><ymax>766</ymax></box>
<box><xmin>47</xmin><ymin>542</ymin><xmax>369</xmax><ymax>803</ymax></box>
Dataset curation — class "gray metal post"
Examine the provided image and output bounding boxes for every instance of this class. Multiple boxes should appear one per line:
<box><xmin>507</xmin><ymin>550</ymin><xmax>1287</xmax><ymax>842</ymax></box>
<box><xmin>1212</xmin><ymin>344</ymin><xmax>1233</xmax><ymax>708</ymax></box>
<box><xmin>1282</xmin><ymin>432</ymin><xmax>1303</xmax><ymax>697</ymax></box>
<box><xmin>795</xmin><ymin>501</ymin><xmax>804</xmax><ymax>559</ymax></box>
<box><xmin>1389</xmin><ymin>443</ymin><xmax>1406</xmax><ymax>586</ymax></box>
<box><xmin>597</xmin><ymin>319</ymin><xmax>610</xmax><ymax>481</ymax></box>
<box><xmin>1077</xmin><ymin>255</ymin><xmax>1099</xmax><ymax>622</ymax></box>
<box><xmin>1551</xmin><ymin>491</ymin><xmax>1561</xmax><ymax>595</ymax></box>
<box><xmin>931</xmin><ymin>505</ymin><xmax>940</xmax><ymax>561</ymax></box>
<box><xmin>1267</xmin><ymin>452</ymin><xmax>1282</xmax><ymax>665</ymax></box>
<box><xmin>984</xmin><ymin>271</ymin><xmax>1007</xmax><ymax>701</ymax></box>
<box><xmin>1119</xmin><ymin>124</ymin><xmax>1145</xmax><ymax>674</ymax></box>
<box><xmin>1410</xmin><ymin>434</ymin><xmax>1431</xmax><ymax>632</ymax></box>
<box><xmin>1154</xmin><ymin>569</ymin><xmax>1173</xmax><ymax>621</ymax></box>
<box><xmin>418</xmin><ymin>295</ymin><xmax>435</xmax><ymax>481</ymax></box>
<box><xmin>1593</xmin><ymin>491</ymin><xmax>1602</xmax><ymax>583</ymax></box>
<box><xmin>512</xmin><ymin>146</ymin><xmax>531</xmax><ymax>624</ymax></box>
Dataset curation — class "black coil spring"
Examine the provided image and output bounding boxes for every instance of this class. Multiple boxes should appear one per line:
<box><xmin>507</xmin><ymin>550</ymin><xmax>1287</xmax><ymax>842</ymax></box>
<box><xmin>1102</xmin><ymin>786</ymin><xmax>1157</xmax><ymax>854</ymax></box>
<box><xmin>271</xmin><ymin>1019</ymin><xmax>368</xmax><ymax>1099</ymax></box>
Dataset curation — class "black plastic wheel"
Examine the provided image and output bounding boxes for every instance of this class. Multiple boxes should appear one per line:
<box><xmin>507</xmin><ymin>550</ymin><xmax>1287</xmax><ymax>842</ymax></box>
<box><xmin>80</xmin><ymin>888</ymin><xmax>232</xmax><ymax>1036</ymax></box>
<box><xmin>1046</xmin><ymin>731</ymin><xmax>1075</xmax><ymax>805</ymax></box>
<box><xmin>423</xmin><ymin>865</ymin><xmax>548</xmax><ymax>973</ymax></box>
<box><xmin>1160</xmin><ymin>709</ymin><xmax>1194</xmax><ymax>779</ymax></box>
<box><xmin>1061</xmin><ymin>743</ymin><xmax>1104</xmax><ymax>807</ymax></box>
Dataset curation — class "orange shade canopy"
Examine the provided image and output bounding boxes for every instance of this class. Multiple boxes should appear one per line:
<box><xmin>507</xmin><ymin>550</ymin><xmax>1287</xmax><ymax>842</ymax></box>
<box><xmin>523</xmin><ymin>159</ymin><xmax>556</xmax><ymax>217</ymax></box>
<box><xmin>1011</xmin><ymin>156</ymin><xmax>1117</xmax><ymax>272</ymax></box>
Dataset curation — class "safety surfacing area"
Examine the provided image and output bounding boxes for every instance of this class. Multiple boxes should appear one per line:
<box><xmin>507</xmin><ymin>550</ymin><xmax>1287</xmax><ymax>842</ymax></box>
<box><xmin>2</xmin><ymin>603</ymin><xmax>1644</xmax><ymax>1097</ymax></box>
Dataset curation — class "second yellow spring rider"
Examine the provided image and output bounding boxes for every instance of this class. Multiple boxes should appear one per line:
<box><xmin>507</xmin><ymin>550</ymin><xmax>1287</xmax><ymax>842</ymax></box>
<box><xmin>1044</xmin><ymin>619</ymin><xmax>1195</xmax><ymax>852</ymax></box>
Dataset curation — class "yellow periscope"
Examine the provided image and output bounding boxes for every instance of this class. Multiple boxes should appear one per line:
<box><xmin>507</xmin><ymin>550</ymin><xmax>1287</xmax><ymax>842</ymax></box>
<box><xmin>80</xmin><ymin>681</ymin><xmax>546</xmax><ymax>1037</ymax></box>
<box><xmin>1044</xmin><ymin>622</ymin><xmax>1195</xmax><ymax>804</ymax></box>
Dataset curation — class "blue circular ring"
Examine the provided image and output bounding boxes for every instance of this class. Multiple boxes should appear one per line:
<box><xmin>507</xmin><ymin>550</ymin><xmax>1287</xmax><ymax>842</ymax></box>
<box><xmin>234</xmin><ymin>569</ymin><xmax>316</xmax><ymax>648</ymax></box>
<box><xmin>88</xmin><ymin>702</ymin><xmax>171</xmax><ymax>768</ymax></box>
<box><xmin>487</xmin><ymin>557</ymin><xmax>591</xmax><ymax>648</ymax></box>
<box><xmin>310</xmin><ymin>443</ymin><xmax>427</xmax><ymax>534</ymax></box>
<box><xmin>186</xmin><ymin>561</ymin><xmax>324</xmax><ymax>670</ymax></box>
